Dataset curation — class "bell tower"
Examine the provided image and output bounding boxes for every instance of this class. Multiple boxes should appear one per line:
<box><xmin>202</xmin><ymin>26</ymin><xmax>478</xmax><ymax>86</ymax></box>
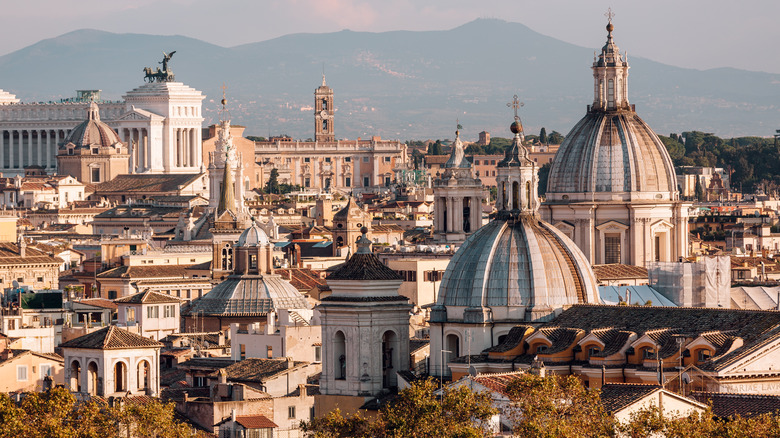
<box><xmin>314</xmin><ymin>75</ymin><xmax>335</xmax><ymax>142</ymax></box>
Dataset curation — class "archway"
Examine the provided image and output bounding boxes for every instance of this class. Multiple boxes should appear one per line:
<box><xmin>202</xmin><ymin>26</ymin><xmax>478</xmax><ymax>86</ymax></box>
<box><xmin>512</xmin><ymin>181</ymin><xmax>519</xmax><ymax>210</ymax></box>
<box><xmin>114</xmin><ymin>361</ymin><xmax>127</xmax><ymax>393</ymax></box>
<box><xmin>87</xmin><ymin>361</ymin><xmax>99</xmax><ymax>395</ymax></box>
<box><xmin>137</xmin><ymin>360</ymin><xmax>150</xmax><ymax>393</ymax></box>
<box><xmin>381</xmin><ymin>331</ymin><xmax>398</xmax><ymax>389</ymax></box>
<box><xmin>334</xmin><ymin>331</ymin><xmax>346</xmax><ymax>380</ymax></box>
<box><xmin>70</xmin><ymin>360</ymin><xmax>81</xmax><ymax>392</ymax></box>
<box><xmin>444</xmin><ymin>334</ymin><xmax>460</xmax><ymax>377</ymax></box>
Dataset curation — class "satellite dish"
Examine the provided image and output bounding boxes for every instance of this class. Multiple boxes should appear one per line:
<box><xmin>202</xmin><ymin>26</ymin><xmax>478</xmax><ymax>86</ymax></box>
<box><xmin>682</xmin><ymin>372</ymin><xmax>691</xmax><ymax>384</ymax></box>
<box><xmin>468</xmin><ymin>365</ymin><xmax>477</xmax><ymax>377</ymax></box>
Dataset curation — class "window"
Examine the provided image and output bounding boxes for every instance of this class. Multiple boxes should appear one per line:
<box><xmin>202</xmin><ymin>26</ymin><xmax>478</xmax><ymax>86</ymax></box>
<box><xmin>304</xmin><ymin>157</ymin><xmax>310</xmax><ymax>163</ymax></box>
<box><xmin>363</xmin><ymin>176</ymin><xmax>370</xmax><ymax>187</ymax></box>
<box><xmin>588</xmin><ymin>347</ymin><xmax>601</xmax><ymax>357</ymax></box>
<box><xmin>536</xmin><ymin>345</ymin><xmax>548</xmax><ymax>354</ymax></box>
<box><xmin>17</xmin><ymin>277</ymin><xmax>23</xmax><ymax>283</ymax></box>
<box><xmin>314</xmin><ymin>345</ymin><xmax>322</xmax><ymax>362</ymax></box>
<box><xmin>36</xmin><ymin>277</ymin><xmax>44</xmax><ymax>283</ymax></box>
<box><xmin>146</xmin><ymin>306</ymin><xmax>159</xmax><ymax>319</ymax></box>
<box><xmin>17</xmin><ymin>365</ymin><xmax>27</xmax><ymax>381</ymax></box>
<box><xmin>643</xmin><ymin>348</ymin><xmax>656</xmax><ymax>359</ymax></box>
<box><xmin>491</xmin><ymin>160</ymin><xmax>496</xmax><ymax>165</ymax></box>
<box><xmin>384</xmin><ymin>176</ymin><xmax>391</xmax><ymax>187</ymax></box>
<box><xmin>193</xmin><ymin>376</ymin><xmax>206</xmax><ymax>387</ymax></box>
<box><xmin>240</xmin><ymin>344</ymin><xmax>246</xmax><ymax>360</ymax></box>
<box><xmin>266</xmin><ymin>346</ymin><xmax>273</xmax><ymax>358</ymax></box>
<box><xmin>475</xmin><ymin>160</ymin><xmax>480</xmax><ymax>165</ymax></box>
<box><xmin>40</xmin><ymin>364</ymin><xmax>52</xmax><ymax>379</ymax></box>
<box><xmin>363</xmin><ymin>157</ymin><xmax>369</xmax><ymax>162</ymax></box>
<box><xmin>108</xmin><ymin>290</ymin><xmax>117</xmax><ymax>300</ymax></box>
<box><xmin>345</xmin><ymin>177</ymin><xmax>351</xmax><ymax>187</ymax></box>
<box><xmin>304</xmin><ymin>178</ymin><xmax>311</xmax><ymax>188</ymax></box>
<box><xmin>91</xmin><ymin>168</ymin><xmax>100</xmax><ymax>183</ymax></box>
<box><xmin>605</xmin><ymin>234</ymin><xmax>621</xmax><ymax>264</ymax></box>
<box><xmin>92</xmin><ymin>148</ymin><xmax>99</xmax><ymax>155</ymax></box>
<box><xmin>250</xmin><ymin>255</ymin><xmax>257</xmax><ymax>269</ymax></box>
<box><xmin>425</xmin><ymin>270</ymin><xmax>443</xmax><ymax>282</ymax></box>
<box><xmin>325</xmin><ymin>157</ymin><xmax>331</xmax><ymax>163</ymax></box>
<box><xmin>697</xmin><ymin>349</ymin><xmax>711</xmax><ymax>362</ymax></box>
<box><xmin>288</xmin><ymin>406</ymin><xmax>296</xmax><ymax>419</ymax></box>
<box><xmin>164</xmin><ymin>305</ymin><xmax>175</xmax><ymax>318</ymax></box>
<box><xmin>344</xmin><ymin>157</ymin><xmax>351</xmax><ymax>162</ymax></box>
<box><xmin>384</xmin><ymin>156</ymin><xmax>391</xmax><ymax>162</ymax></box>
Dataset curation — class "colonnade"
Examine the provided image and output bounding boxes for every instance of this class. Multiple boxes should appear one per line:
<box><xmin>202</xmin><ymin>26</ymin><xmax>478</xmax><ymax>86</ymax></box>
<box><xmin>175</xmin><ymin>127</ymin><xmax>198</xmax><ymax>168</ymax></box>
<box><xmin>118</xmin><ymin>127</ymin><xmax>149</xmax><ymax>173</ymax></box>
<box><xmin>0</xmin><ymin>128</ymin><xmax>66</xmax><ymax>171</ymax></box>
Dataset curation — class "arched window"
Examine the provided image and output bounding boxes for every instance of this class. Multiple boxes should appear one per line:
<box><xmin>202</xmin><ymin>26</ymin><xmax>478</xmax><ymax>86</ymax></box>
<box><xmin>137</xmin><ymin>360</ymin><xmax>150</xmax><ymax>393</ymax></box>
<box><xmin>114</xmin><ymin>361</ymin><xmax>127</xmax><ymax>392</ymax></box>
<box><xmin>382</xmin><ymin>331</ymin><xmax>398</xmax><ymax>388</ymax></box>
<box><xmin>444</xmin><ymin>334</ymin><xmax>460</xmax><ymax>377</ymax></box>
<box><xmin>512</xmin><ymin>181</ymin><xmax>520</xmax><ymax>210</ymax></box>
<box><xmin>608</xmin><ymin>79</ymin><xmax>615</xmax><ymax>109</ymax></box>
<box><xmin>334</xmin><ymin>331</ymin><xmax>346</xmax><ymax>380</ymax></box>
<box><xmin>501</xmin><ymin>181</ymin><xmax>507</xmax><ymax>209</ymax></box>
<box><xmin>87</xmin><ymin>361</ymin><xmax>99</xmax><ymax>395</ymax></box>
<box><xmin>526</xmin><ymin>181</ymin><xmax>531</xmax><ymax>209</ymax></box>
<box><xmin>70</xmin><ymin>360</ymin><xmax>81</xmax><ymax>392</ymax></box>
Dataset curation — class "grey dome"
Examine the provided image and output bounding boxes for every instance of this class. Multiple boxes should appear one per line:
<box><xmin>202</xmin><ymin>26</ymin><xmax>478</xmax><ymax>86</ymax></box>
<box><xmin>437</xmin><ymin>216</ymin><xmax>599</xmax><ymax>320</ymax></box>
<box><xmin>64</xmin><ymin>102</ymin><xmax>122</xmax><ymax>148</ymax></box>
<box><xmin>546</xmin><ymin>112</ymin><xmax>677</xmax><ymax>200</ymax></box>
<box><xmin>183</xmin><ymin>275</ymin><xmax>308</xmax><ymax>316</ymax></box>
<box><xmin>237</xmin><ymin>221</ymin><xmax>270</xmax><ymax>247</ymax></box>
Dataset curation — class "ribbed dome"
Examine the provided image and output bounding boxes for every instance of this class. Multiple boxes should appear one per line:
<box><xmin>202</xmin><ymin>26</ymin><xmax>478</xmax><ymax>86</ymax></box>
<box><xmin>546</xmin><ymin>112</ymin><xmax>677</xmax><ymax>201</ymax></box>
<box><xmin>64</xmin><ymin>102</ymin><xmax>121</xmax><ymax>148</ymax></box>
<box><xmin>436</xmin><ymin>216</ymin><xmax>599</xmax><ymax>321</ymax></box>
<box><xmin>237</xmin><ymin>220</ymin><xmax>270</xmax><ymax>247</ymax></box>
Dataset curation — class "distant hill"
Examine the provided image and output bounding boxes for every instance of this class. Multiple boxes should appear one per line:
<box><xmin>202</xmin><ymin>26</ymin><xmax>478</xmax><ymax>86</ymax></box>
<box><xmin>1</xmin><ymin>19</ymin><xmax>778</xmax><ymax>140</ymax></box>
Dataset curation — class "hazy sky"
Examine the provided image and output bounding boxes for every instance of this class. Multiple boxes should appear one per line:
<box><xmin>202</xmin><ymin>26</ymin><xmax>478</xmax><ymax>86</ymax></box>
<box><xmin>3</xmin><ymin>0</ymin><xmax>780</xmax><ymax>73</ymax></box>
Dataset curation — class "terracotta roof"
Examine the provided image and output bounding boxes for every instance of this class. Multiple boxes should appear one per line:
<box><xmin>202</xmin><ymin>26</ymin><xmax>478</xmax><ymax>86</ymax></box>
<box><xmin>471</xmin><ymin>371</ymin><xmax>526</xmax><ymax>398</ymax></box>
<box><xmin>0</xmin><ymin>242</ymin><xmax>62</xmax><ymax>266</ymax></box>
<box><xmin>592</xmin><ymin>264</ymin><xmax>649</xmax><ymax>281</ymax></box>
<box><xmin>97</xmin><ymin>265</ymin><xmax>195</xmax><ymax>279</ymax></box>
<box><xmin>327</xmin><ymin>253</ymin><xmax>402</xmax><ymax>281</ymax></box>
<box><xmin>275</xmin><ymin>268</ymin><xmax>326</xmax><ymax>291</ymax></box>
<box><xmin>93</xmin><ymin>174</ymin><xmax>203</xmax><ymax>194</ymax></box>
<box><xmin>75</xmin><ymin>298</ymin><xmax>118</xmax><ymax>310</ymax></box>
<box><xmin>692</xmin><ymin>392</ymin><xmax>780</xmax><ymax>418</ymax></box>
<box><xmin>588</xmin><ymin>328</ymin><xmax>634</xmax><ymax>358</ymax></box>
<box><xmin>600</xmin><ymin>384</ymin><xmax>661</xmax><ymax>413</ymax></box>
<box><xmin>410</xmin><ymin>338</ymin><xmax>430</xmax><ymax>354</ymax></box>
<box><xmin>114</xmin><ymin>290</ymin><xmax>183</xmax><ymax>304</ymax></box>
<box><xmin>60</xmin><ymin>326</ymin><xmax>163</xmax><ymax>350</ymax></box>
<box><xmin>536</xmin><ymin>327</ymin><xmax>584</xmax><ymax>354</ymax></box>
<box><xmin>235</xmin><ymin>415</ymin><xmax>278</xmax><ymax>429</ymax></box>
<box><xmin>94</xmin><ymin>205</ymin><xmax>187</xmax><ymax>219</ymax></box>
<box><xmin>211</xmin><ymin>358</ymin><xmax>305</xmax><ymax>383</ymax></box>
<box><xmin>485</xmin><ymin>326</ymin><xmax>534</xmax><ymax>353</ymax></box>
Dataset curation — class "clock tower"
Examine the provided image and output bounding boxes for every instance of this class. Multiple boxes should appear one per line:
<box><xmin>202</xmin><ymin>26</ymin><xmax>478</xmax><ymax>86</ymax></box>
<box><xmin>314</xmin><ymin>75</ymin><xmax>335</xmax><ymax>142</ymax></box>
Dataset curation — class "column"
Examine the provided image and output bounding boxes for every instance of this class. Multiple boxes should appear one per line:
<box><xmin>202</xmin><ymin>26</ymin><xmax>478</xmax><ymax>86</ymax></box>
<box><xmin>176</xmin><ymin>129</ymin><xmax>182</xmax><ymax>167</ymax></box>
<box><xmin>0</xmin><ymin>130</ymin><xmax>4</xmax><ymax>170</ymax></box>
<box><xmin>473</xmin><ymin>196</ymin><xmax>481</xmax><ymax>230</ymax></box>
<box><xmin>142</xmin><ymin>129</ymin><xmax>148</xmax><ymax>172</ymax></box>
<box><xmin>37</xmin><ymin>130</ymin><xmax>42</xmax><ymax>166</ymax></box>
<box><xmin>27</xmin><ymin>130</ymin><xmax>33</xmax><ymax>168</ymax></box>
<box><xmin>446</xmin><ymin>197</ymin><xmax>454</xmax><ymax>233</ymax></box>
<box><xmin>46</xmin><ymin>130</ymin><xmax>51</xmax><ymax>170</ymax></box>
<box><xmin>373</xmin><ymin>156</ymin><xmax>379</xmax><ymax>187</ymax></box>
<box><xmin>190</xmin><ymin>128</ymin><xmax>197</xmax><ymax>168</ymax></box>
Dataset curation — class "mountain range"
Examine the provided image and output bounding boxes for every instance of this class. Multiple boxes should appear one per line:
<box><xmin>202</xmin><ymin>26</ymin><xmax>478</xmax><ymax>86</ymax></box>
<box><xmin>0</xmin><ymin>19</ymin><xmax>778</xmax><ymax>140</ymax></box>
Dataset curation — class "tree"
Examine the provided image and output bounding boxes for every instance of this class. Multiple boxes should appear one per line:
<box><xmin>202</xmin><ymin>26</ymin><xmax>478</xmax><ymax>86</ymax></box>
<box><xmin>694</xmin><ymin>176</ymin><xmax>705</xmax><ymax>201</ymax></box>
<box><xmin>547</xmin><ymin>131</ymin><xmax>564</xmax><ymax>145</ymax></box>
<box><xmin>265</xmin><ymin>168</ymin><xmax>280</xmax><ymax>194</ymax></box>
<box><xmin>245</xmin><ymin>135</ymin><xmax>267</xmax><ymax>142</ymax></box>
<box><xmin>539</xmin><ymin>127</ymin><xmax>548</xmax><ymax>145</ymax></box>
<box><xmin>504</xmin><ymin>374</ymin><xmax>615</xmax><ymax>438</ymax></box>
<box><xmin>427</xmin><ymin>140</ymin><xmax>444</xmax><ymax>155</ymax></box>
<box><xmin>537</xmin><ymin>162</ymin><xmax>552</xmax><ymax>198</ymax></box>
<box><xmin>301</xmin><ymin>378</ymin><xmax>497</xmax><ymax>438</ymax></box>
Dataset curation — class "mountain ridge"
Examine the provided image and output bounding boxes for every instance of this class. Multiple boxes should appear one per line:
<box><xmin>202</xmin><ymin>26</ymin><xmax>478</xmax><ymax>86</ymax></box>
<box><xmin>0</xmin><ymin>20</ymin><xmax>777</xmax><ymax>139</ymax></box>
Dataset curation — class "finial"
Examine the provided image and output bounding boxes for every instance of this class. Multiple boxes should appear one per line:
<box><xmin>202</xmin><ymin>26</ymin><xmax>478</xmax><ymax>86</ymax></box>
<box><xmin>507</xmin><ymin>94</ymin><xmax>524</xmax><ymax>137</ymax></box>
<box><xmin>605</xmin><ymin>8</ymin><xmax>615</xmax><ymax>33</ymax></box>
<box><xmin>322</xmin><ymin>63</ymin><xmax>326</xmax><ymax>87</ymax></box>
<box><xmin>219</xmin><ymin>83</ymin><xmax>230</xmax><ymax>121</ymax></box>
<box><xmin>456</xmin><ymin>119</ymin><xmax>462</xmax><ymax>137</ymax></box>
<box><xmin>356</xmin><ymin>226</ymin><xmax>372</xmax><ymax>254</ymax></box>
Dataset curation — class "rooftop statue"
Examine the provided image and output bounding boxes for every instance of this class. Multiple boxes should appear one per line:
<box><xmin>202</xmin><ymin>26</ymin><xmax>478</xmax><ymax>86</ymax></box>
<box><xmin>143</xmin><ymin>51</ymin><xmax>176</xmax><ymax>83</ymax></box>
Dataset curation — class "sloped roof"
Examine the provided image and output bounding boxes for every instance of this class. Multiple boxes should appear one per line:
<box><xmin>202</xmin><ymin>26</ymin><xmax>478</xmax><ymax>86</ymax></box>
<box><xmin>692</xmin><ymin>392</ymin><xmax>780</xmax><ymax>418</ymax></box>
<box><xmin>97</xmin><ymin>265</ymin><xmax>194</xmax><ymax>279</ymax></box>
<box><xmin>235</xmin><ymin>415</ymin><xmax>278</xmax><ymax>430</ymax></box>
<box><xmin>327</xmin><ymin>253</ymin><xmax>402</xmax><ymax>281</ymax></box>
<box><xmin>600</xmin><ymin>384</ymin><xmax>661</xmax><ymax>413</ymax></box>
<box><xmin>93</xmin><ymin>174</ymin><xmax>202</xmax><ymax>193</ymax></box>
<box><xmin>0</xmin><ymin>242</ymin><xmax>62</xmax><ymax>266</ymax></box>
<box><xmin>210</xmin><ymin>358</ymin><xmax>305</xmax><ymax>383</ymax></box>
<box><xmin>471</xmin><ymin>371</ymin><xmax>526</xmax><ymax>398</ymax></box>
<box><xmin>114</xmin><ymin>289</ymin><xmax>182</xmax><ymax>304</ymax></box>
<box><xmin>74</xmin><ymin>298</ymin><xmax>118</xmax><ymax>310</ymax></box>
<box><xmin>60</xmin><ymin>326</ymin><xmax>163</xmax><ymax>350</ymax></box>
<box><xmin>592</xmin><ymin>264</ymin><xmax>648</xmax><ymax>281</ymax></box>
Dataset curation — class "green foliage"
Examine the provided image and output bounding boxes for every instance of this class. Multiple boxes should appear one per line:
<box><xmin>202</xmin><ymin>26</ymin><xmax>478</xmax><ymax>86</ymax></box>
<box><xmin>539</xmin><ymin>127</ymin><xmax>548</xmax><ymax>145</ymax></box>
<box><xmin>301</xmin><ymin>378</ymin><xmax>496</xmax><ymax>438</ymax></box>
<box><xmin>245</xmin><ymin>135</ymin><xmax>267</xmax><ymax>142</ymax></box>
<box><xmin>695</xmin><ymin>177</ymin><xmax>705</xmax><ymax>202</ymax></box>
<box><xmin>659</xmin><ymin>134</ymin><xmax>685</xmax><ymax>162</ymax></box>
<box><xmin>547</xmin><ymin>131</ymin><xmax>565</xmax><ymax>145</ymax></box>
<box><xmin>265</xmin><ymin>168</ymin><xmax>280</xmax><ymax>194</ymax></box>
<box><xmin>537</xmin><ymin>163</ymin><xmax>552</xmax><ymax>198</ymax></box>
<box><xmin>0</xmin><ymin>387</ymin><xmax>196</xmax><ymax>438</ymax></box>
<box><xmin>427</xmin><ymin>140</ymin><xmax>444</xmax><ymax>155</ymax></box>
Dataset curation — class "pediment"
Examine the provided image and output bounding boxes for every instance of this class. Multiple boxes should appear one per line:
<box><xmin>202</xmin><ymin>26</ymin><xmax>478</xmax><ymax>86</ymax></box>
<box><xmin>596</xmin><ymin>220</ymin><xmax>629</xmax><ymax>232</ymax></box>
<box><xmin>650</xmin><ymin>219</ymin><xmax>674</xmax><ymax>233</ymax></box>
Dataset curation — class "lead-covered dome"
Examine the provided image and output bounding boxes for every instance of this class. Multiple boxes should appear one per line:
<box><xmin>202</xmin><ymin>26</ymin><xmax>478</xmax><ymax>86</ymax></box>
<box><xmin>63</xmin><ymin>102</ymin><xmax>122</xmax><ymax>148</ymax></box>
<box><xmin>436</xmin><ymin>217</ymin><xmax>599</xmax><ymax>322</ymax></box>
<box><xmin>237</xmin><ymin>219</ymin><xmax>270</xmax><ymax>247</ymax></box>
<box><xmin>546</xmin><ymin>20</ymin><xmax>678</xmax><ymax>203</ymax></box>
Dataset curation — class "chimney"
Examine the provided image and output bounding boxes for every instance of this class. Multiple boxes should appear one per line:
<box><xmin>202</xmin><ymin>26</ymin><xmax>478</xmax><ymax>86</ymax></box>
<box><xmin>286</xmin><ymin>356</ymin><xmax>294</xmax><ymax>368</ymax></box>
<box><xmin>183</xmin><ymin>391</ymin><xmax>189</xmax><ymax>403</ymax></box>
<box><xmin>298</xmin><ymin>384</ymin><xmax>307</xmax><ymax>400</ymax></box>
<box><xmin>0</xmin><ymin>349</ymin><xmax>13</xmax><ymax>360</ymax></box>
<box><xmin>266</xmin><ymin>311</ymin><xmax>276</xmax><ymax>335</ymax></box>
<box><xmin>295</xmin><ymin>244</ymin><xmax>302</xmax><ymax>269</ymax></box>
<box><xmin>218</xmin><ymin>331</ymin><xmax>225</xmax><ymax>346</ymax></box>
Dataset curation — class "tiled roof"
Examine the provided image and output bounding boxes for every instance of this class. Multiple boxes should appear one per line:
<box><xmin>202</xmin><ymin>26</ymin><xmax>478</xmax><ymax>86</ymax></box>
<box><xmin>485</xmin><ymin>326</ymin><xmax>534</xmax><ymax>353</ymax></box>
<box><xmin>235</xmin><ymin>415</ymin><xmax>278</xmax><ymax>430</ymax></box>
<box><xmin>97</xmin><ymin>265</ymin><xmax>195</xmax><ymax>279</ymax></box>
<box><xmin>182</xmin><ymin>275</ymin><xmax>308</xmax><ymax>317</ymax></box>
<box><xmin>471</xmin><ymin>371</ymin><xmax>526</xmax><ymax>398</ymax></box>
<box><xmin>93</xmin><ymin>174</ymin><xmax>202</xmax><ymax>194</ymax></box>
<box><xmin>692</xmin><ymin>392</ymin><xmax>780</xmax><ymax>418</ymax></box>
<box><xmin>592</xmin><ymin>264</ymin><xmax>648</xmax><ymax>281</ymax></box>
<box><xmin>327</xmin><ymin>253</ymin><xmax>402</xmax><ymax>281</ymax></box>
<box><xmin>114</xmin><ymin>290</ymin><xmax>183</xmax><ymax>304</ymax></box>
<box><xmin>176</xmin><ymin>357</ymin><xmax>236</xmax><ymax>370</ymax></box>
<box><xmin>537</xmin><ymin>327</ymin><xmax>584</xmax><ymax>354</ymax></box>
<box><xmin>545</xmin><ymin>305</ymin><xmax>780</xmax><ymax>371</ymax></box>
<box><xmin>60</xmin><ymin>326</ymin><xmax>163</xmax><ymax>350</ymax></box>
<box><xmin>410</xmin><ymin>338</ymin><xmax>430</xmax><ymax>354</ymax></box>
<box><xmin>211</xmin><ymin>358</ymin><xmax>305</xmax><ymax>383</ymax></box>
<box><xmin>0</xmin><ymin>242</ymin><xmax>62</xmax><ymax>266</ymax></box>
<box><xmin>94</xmin><ymin>205</ymin><xmax>186</xmax><ymax>219</ymax></box>
<box><xmin>275</xmin><ymin>268</ymin><xmax>327</xmax><ymax>291</ymax></box>
<box><xmin>588</xmin><ymin>328</ymin><xmax>634</xmax><ymax>358</ymax></box>
<box><xmin>75</xmin><ymin>298</ymin><xmax>118</xmax><ymax>310</ymax></box>
<box><xmin>600</xmin><ymin>384</ymin><xmax>661</xmax><ymax>413</ymax></box>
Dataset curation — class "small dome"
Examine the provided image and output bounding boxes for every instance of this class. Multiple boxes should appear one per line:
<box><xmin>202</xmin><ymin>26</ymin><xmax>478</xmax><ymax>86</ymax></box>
<box><xmin>237</xmin><ymin>220</ymin><xmax>270</xmax><ymax>247</ymax></box>
<box><xmin>437</xmin><ymin>216</ymin><xmax>599</xmax><ymax>322</ymax></box>
<box><xmin>63</xmin><ymin>102</ymin><xmax>121</xmax><ymax>148</ymax></box>
<box><xmin>546</xmin><ymin>112</ymin><xmax>677</xmax><ymax>200</ymax></box>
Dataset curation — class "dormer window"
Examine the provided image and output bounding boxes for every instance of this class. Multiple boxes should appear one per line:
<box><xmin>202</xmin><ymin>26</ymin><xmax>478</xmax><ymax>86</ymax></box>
<box><xmin>643</xmin><ymin>348</ymin><xmax>656</xmax><ymax>359</ymax></box>
<box><xmin>536</xmin><ymin>345</ymin><xmax>548</xmax><ymax>354</ymax></box>
<box><xmin>588</xmin><ymin>346</ymin><xmax>601</xmax><ymax>357</ymax></box>
<box><xmin>697</xmin><ymin>349</ymin><xmax>712</xmax><ymax>362</ymax></box>
<box><xmin>68</xmin><ymin>148</ymin><xmax>74</xmax><ymax>155</ymax></box>
<box><xmin>92</xmin><ymin>148</ymin><xmax>99</xmax><ymax>155</ymax></box>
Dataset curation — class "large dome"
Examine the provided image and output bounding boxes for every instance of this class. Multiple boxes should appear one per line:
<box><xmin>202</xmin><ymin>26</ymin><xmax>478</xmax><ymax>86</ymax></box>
<box><xmin>63</xmin><ymin>102</ymin><xmax>121</xmax><ymax>148</ymax></box>
<box><xmin>435</xmin><ymin>215</ymin><xmax>599</xmax><ymax>322</ymax></box>
<box><xmin>546</xmin><ymin>112</ymin><xmax>677</xmax><ymax>201</ymax></box>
